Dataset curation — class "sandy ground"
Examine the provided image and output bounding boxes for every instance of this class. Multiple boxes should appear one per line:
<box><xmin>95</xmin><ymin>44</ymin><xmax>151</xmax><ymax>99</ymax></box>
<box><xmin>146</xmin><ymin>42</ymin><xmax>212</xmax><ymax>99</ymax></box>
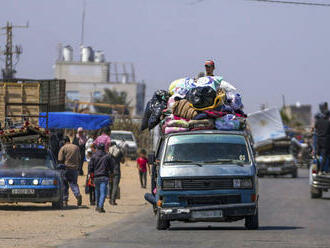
<box><xmin>0</xmin><ymin>161</ymin><xmax>151</xmax><ymax>248</ymax></box>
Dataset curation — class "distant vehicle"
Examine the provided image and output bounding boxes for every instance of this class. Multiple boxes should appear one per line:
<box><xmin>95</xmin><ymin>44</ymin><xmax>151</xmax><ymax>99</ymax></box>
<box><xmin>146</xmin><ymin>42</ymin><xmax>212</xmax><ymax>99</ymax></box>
<box><xmin>309</xmin><ymin>162</ymin><xmax>330</xmax><ymax>199</ymax></box>
<box><xmin>111</xmin><ymin>131</ymin><xmax>137</xmax><ymax>160</ymax></box>
<box><xmin>255</xmin><ymin>138</ymin><xmax>298</xmax><ymax>178</ymax></box>
<box><xmin>0</xmin><ymin>145</ymin><xmax>63</xmax><ymax>208</ymax></box>
<box><xmin>149</xmin><ymin>130</ymin><xmax>259</xmax><ymax>230</ymax></box>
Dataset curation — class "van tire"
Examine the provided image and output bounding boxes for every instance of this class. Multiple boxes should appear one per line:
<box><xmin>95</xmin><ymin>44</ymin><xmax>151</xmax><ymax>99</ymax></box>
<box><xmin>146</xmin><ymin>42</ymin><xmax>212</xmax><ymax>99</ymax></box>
<box><xmin>245</xmin><ymin>208</ymin><xmax>259</xmax><ymax>230</ymax></box>
<box><xmin>292</xmin><ymin>169</ymin><xmax>298</xmax><ymax>178</ymax></box>
<box><xmin>156</xmin><ymin>209</ymin><xmax>170</xmax><ymax>230</ymax></box>
<box><xmin>311</xmin><ymin>187</ymin><xmax>322</xmax><ymax>199</ymax></box>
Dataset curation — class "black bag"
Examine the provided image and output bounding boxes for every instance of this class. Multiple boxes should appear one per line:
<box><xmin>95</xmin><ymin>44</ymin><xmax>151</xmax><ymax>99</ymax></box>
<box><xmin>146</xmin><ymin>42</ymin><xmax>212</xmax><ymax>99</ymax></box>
<box><xmin>186</xmin><ymin>86</ymin><xmax>216</xmax><ymax>109</ymax></box>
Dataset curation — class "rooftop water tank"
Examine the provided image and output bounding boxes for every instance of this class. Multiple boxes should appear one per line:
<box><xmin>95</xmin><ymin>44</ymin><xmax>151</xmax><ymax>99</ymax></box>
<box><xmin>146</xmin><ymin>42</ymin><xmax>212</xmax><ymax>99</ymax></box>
<box><xmin>63</xmin><ymin>45</ymin><xmax>73</xmax><ymax>62</ymax></box>
<box><xmin>94</xmin><ymin>50</ymin><xmax>105</xmax><ymax>63</ymax></box>
<box><xmin>81</xmin><ymin>46</ymin><xmax>94</xmax><ymax>62</ymax></box>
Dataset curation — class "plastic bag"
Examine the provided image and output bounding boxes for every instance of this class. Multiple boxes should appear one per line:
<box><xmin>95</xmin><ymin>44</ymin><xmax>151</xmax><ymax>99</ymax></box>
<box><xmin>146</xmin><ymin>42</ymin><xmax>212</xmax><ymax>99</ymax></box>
<box><xmin>226</xmin><ymin>92</ymin><xmax>243</xmax><ymax>111</ymax></box>
<box><xmin>169</xmin><ymin>77</ymin><xmax>195</xmax><ymax>99</ymax></box>
<box><xmin>186</xmin><ymin>86</ymin><xmax>216</xmax><ymax>109</ymax></box>
<box><xmin>141</xmin><ymin>90</ymin><xmax>170</xmax><ymax>131</ymax></box>
<box><xmin>215</xmin><ymin>114</ymin><xmax>241</xmax><ymax>130</ymax></box>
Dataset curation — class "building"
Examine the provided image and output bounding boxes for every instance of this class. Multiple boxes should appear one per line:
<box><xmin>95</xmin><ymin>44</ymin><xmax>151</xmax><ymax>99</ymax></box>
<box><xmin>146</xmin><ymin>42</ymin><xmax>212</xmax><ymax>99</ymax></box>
<box><xmin>54</xmin><ymin>45</ymin><xmax>145</xmax><ymax>117</ymax></box>
<box><xmin>282</xmin><ymin>104</ymin><xmax>312</xmax><ymax>128</ymax></box>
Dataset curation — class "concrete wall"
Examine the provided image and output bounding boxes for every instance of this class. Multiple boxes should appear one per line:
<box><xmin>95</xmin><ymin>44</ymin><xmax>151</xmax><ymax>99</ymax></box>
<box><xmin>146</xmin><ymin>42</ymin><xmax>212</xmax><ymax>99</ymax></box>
<box><xmin>55</xmin><ymin>62</ymin><xmax>109</xmax><ymax>83</ymax></box>
<box><xmin>55</xmin><ymin>61</ymin><xmax>145</xmax><ymax>117</ymax></box>
<box><xmin>65</xmin><ymin>81</ymin><xmax>145</xmax><ymax>116</ymax></box>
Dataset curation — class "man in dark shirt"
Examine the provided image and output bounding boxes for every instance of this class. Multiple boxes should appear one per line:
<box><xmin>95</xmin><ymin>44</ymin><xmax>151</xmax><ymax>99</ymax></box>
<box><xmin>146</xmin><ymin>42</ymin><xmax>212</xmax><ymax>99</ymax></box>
<box><xmin>88</xmin><ymin>143</ymin><xmax>114</xmax><ymax>213</ymax></box>
<box><xmin>108</xmin><ymin>142</ymin><xmax>125</xmax><ymax>205</ymax></box>
<box><xmin>315</xmin><ymin>102</ymin><xmax>330</xmax><ymax>174</ymax></box>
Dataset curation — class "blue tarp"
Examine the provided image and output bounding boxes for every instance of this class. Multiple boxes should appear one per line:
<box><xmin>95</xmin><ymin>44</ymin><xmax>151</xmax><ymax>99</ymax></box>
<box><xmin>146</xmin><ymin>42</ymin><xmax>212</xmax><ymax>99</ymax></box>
<box><xmin>39</xmin><ymin>112</ymin><xmax>113</xmax><ymax>130</ymax></box>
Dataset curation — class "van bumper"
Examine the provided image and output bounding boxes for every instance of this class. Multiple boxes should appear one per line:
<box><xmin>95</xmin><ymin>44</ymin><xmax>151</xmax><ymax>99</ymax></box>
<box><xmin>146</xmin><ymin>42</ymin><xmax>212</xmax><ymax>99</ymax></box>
<box><xmin>160</xmin><ymin>203</ymin><xmax>257</xmax><ymax>221</ymax></box>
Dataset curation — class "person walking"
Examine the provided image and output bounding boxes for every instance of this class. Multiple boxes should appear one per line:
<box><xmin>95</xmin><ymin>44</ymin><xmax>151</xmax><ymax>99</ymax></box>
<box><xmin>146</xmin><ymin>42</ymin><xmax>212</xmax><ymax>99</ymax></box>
<box><xmin>108</xmin><ymin>141</ymin><xmax>125</xmax><ymax>205</ymax></box>
<box><xmin>73</xmin><ymin>127</ymin><xmax>87</xmax><ymax>175</ymax></box>
<box><xmin>88</xmin><ymin>143</ymin><xmax>114</xmax><ymax>213</ymax></box>
<box><xmin>136</xmin><ymin>149</ymin><xmax>149</xmax><ymax>188</ymax></box>
<box><xmin>58</xmin><ymin>136</ymin><xmax>82</xmax><ymax>207</ymax></box>
<box><xmin>94</xmin><ymin>127</ymin><xmax>111</xmax><ymax>153</ymax></box>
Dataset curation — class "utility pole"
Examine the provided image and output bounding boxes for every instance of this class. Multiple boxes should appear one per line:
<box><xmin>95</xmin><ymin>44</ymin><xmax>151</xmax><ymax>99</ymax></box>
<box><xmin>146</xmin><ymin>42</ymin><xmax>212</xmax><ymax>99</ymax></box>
<box><xmin>0</xmin><ymin>21</ymin><xmax>29</xmax><ymax>80</ymax></box>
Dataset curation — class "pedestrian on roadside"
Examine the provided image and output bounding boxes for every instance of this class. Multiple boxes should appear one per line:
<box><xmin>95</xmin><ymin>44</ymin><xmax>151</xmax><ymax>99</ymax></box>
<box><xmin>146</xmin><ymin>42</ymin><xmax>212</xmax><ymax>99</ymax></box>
<box><xmin>50</xmin><ymin>129</ymin><xmax>60</xmax><ymax>162</ymax></box>
<box><xmin>58</xmin><ymin>136</ymin><xmax>82</xmax><ymax>207</ymax></box>
<box><xmin>88</xmin><ymin>143</ymin><xmax>115</xmax><ymax>213</ymax></box>
<box><xmin>108</xmin><ymin>141</ymin><xmax>125</xmax><ymax>205</ymax></box>
<box><xmin>73</xmin><ymin>127</ymin><xmax>87</xmax><ymax>175</ymax></box>
<box><xmin>85</xmin><ymin>130</ymin><xmax>98</xmax><ymax>162</ymax></box>
<box><xmin>136</xmin><ymin>149</ymin><xmax>150</xmax><ymax>188</ymax></box>
<box><xmin>86</xmin><ymin>143</ymin><xmax>96</xmax><ymax>205</ymax></box>
<box><xmin>93</xmin><ymin>127</ymin><xmax>111</xmax><ymax>153</ymax></box>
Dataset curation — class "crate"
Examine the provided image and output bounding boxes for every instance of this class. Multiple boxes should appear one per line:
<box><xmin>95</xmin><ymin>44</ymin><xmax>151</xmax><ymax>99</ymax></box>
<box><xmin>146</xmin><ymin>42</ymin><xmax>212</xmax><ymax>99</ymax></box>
<box><xmin>0</xmin><ymin>79</ymin><xmax>66</xmax><ymax>126</ymax></box>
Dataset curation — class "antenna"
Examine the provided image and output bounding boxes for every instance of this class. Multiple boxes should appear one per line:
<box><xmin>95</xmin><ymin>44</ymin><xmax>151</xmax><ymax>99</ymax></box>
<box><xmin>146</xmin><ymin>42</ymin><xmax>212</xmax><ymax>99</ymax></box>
<box><xmin>81</xmin><ymin>0</ymin><xmax>86</xmax><ymax>46</ymax></box>
<box><xmin>0</xmin><ymin>21</ymin><xmax>29</xmax><ymax>80</ymax></box>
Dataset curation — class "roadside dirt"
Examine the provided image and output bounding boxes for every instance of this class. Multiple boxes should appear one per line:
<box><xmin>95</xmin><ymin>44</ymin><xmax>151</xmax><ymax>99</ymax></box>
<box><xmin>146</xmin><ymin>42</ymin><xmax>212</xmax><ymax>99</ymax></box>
<box><xmin>0</xmin><ymin>161</ymin><xmax>151</xmax><ymax>248</ymax></box>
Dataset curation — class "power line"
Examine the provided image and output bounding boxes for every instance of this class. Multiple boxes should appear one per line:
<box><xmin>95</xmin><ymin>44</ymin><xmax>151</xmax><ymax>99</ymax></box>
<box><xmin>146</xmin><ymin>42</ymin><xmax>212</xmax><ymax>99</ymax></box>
<box><xmin>189</xmin><ymin>0</ymin><xmax>330</xmax><ymax>7</ymax></box>
<box><xmin>247</xmin><ymin>0</ymin><xmax>330</xmax><ymax>7</ymax></box>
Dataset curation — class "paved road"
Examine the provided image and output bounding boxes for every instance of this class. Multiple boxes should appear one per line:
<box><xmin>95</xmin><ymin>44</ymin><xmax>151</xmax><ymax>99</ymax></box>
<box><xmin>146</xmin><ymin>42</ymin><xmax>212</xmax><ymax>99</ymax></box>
<box><xmin>61</xmin><ymin>169</ymin><xmax>330</xmax><ymax>248</ymax></box>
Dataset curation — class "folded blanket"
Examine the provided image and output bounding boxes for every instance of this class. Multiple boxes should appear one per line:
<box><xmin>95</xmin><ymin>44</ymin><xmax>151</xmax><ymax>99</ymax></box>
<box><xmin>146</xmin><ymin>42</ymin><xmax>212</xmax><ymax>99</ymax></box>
<box><xmin>189</xmin><ymin>119</ymin><xmax>214</xmax><ymax>129</ymax></box>
<box><xmin>164</xmin><ymin>127</ymin><xmax>189</xmax><ymax>134</ymax></box>
<box><xmin>172</xmin><ymin>99</ymin><xmax>198</xmax><ymax>120</ymax></box>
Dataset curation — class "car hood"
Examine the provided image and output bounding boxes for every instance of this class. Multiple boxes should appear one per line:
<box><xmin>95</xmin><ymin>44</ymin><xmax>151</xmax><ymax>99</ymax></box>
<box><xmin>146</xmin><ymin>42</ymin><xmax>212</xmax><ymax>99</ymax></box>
<box><xmin>256</xmin><ymin>154</ymin><xmax>294</xmax><ymax>163</ymax></box>
<box><xmin>112</xmin><ymin>139</ymin><xmax>136</xmax><ymax>147</ymax></box>
<box><xmin>0</xmin><ymin>169</ymin><xmax>60</xmax><ymax>178</ymax></box>
<box><xmin>160</xmin><ymin>164</ymin><xmax>255</xmax><ymax>178</ymax></box>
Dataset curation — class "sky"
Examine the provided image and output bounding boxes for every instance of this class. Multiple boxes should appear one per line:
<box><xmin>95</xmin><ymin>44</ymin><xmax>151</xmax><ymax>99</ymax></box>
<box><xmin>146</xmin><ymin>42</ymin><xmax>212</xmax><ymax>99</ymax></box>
<box><xmin>1</xmin><ymin>0</ymin><xmax>330</xmax><ymax>113</ymax></box>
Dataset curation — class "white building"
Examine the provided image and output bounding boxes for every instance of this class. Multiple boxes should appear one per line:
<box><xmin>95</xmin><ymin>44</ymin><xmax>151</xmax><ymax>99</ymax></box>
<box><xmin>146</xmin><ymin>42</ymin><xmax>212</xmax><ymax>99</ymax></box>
<box><xmin>54</xmin><ymin>46</ymin><xmax>145</xmax><ymax>117</ymax></box>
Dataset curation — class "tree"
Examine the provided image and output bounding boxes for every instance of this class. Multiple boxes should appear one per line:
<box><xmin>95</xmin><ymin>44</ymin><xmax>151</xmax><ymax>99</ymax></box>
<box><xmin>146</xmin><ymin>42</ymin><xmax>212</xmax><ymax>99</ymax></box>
<box><xmin>94</xmin><ymin>89</ymin><xmax>130</xmax><ymax>114</ymax></box>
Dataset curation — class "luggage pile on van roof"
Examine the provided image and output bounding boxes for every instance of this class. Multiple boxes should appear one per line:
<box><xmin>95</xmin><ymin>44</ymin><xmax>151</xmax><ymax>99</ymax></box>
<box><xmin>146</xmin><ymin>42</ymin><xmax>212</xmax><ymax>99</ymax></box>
<box><xmin>141</xmin><ymin>76</ymin><xmax>246</xmax><ymax>135</ymax></box>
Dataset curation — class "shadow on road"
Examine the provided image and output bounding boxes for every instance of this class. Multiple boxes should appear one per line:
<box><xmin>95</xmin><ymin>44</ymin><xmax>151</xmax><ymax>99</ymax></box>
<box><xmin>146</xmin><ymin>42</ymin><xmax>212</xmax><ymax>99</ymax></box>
<box><xmin>169</xmin><ymin>225</ymin><xmax>304</xmax><ymax>231</ymax></box>
<box><xmin>0</xmin><ymin>204</ymin><xmax>89</xmax><ymax>211</ymax></box>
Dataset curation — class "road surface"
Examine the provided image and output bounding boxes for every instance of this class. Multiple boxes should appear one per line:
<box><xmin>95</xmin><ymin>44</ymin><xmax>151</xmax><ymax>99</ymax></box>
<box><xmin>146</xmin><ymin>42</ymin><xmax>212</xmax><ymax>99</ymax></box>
<box><xmin>61</xmin><ymin>169</ymin><xmax>330</xmax><ymax>248</ymax></box>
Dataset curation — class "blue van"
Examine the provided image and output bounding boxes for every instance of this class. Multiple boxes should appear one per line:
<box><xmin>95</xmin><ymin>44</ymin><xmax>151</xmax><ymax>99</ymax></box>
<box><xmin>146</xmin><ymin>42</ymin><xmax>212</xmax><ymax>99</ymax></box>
<box><xmin>149</xmin><ymin>130</ymin><xmax>259</xmax><ymax>230</ymax></box>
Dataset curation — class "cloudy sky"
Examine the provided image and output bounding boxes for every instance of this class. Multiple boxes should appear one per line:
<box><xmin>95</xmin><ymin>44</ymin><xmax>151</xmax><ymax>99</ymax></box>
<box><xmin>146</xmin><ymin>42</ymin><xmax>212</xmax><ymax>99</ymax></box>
<box><xmin>1</xmin><ymin>0</ymin><xmax>330</xmax><ymax>113</ymax></box>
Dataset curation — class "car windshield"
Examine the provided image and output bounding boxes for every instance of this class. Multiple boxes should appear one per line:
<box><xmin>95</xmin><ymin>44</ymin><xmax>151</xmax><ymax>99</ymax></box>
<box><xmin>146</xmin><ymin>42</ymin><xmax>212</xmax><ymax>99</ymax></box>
<box><xmin>111</xmin><ymin>133</ymin><xmax>134</xmax><ymax>141</ymax></box>
<box><xmin>0</xmin><ymin>149</ymin><xmax>55</xmax><ymax>170</ymax></box>
<box><xmin>164</xmin><ymin>134</ymin><xmax>251</xmax><ymax>164</ymax></box>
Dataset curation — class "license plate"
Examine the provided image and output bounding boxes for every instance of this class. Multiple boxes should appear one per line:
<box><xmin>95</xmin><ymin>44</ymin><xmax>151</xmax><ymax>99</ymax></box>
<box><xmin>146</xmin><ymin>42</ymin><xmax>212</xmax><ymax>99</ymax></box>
<box><xmin>12</xmin><ymin>189</ymin><xmax>35</xmax><ymax>195</ymax></box>
<box><xmin>192</xmin><ymin>210</ymin><xmax>223</xmax><ymax>219</ymax></box>
<box><xmin>267</xmin><ymin>167</ymin><xmax>281</xmax><ymax>172</ymax></box>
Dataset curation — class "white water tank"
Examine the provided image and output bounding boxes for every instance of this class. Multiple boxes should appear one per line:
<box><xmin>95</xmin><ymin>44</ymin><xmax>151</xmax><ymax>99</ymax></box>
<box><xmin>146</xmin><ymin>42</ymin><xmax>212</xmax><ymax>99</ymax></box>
<box><xmin>63</xmin><ymin>45</ymin><xmax>73</xmax><ymax>62</ymax></box>
<box><xmin>81</xmin><ymin>46</ymin><xmax>94</xmax><ymax>62</ymax></box>
<box><xmin>94</xmin><ymin>50</ymin><xmax>105</xmax><ymax>63</ymax></box>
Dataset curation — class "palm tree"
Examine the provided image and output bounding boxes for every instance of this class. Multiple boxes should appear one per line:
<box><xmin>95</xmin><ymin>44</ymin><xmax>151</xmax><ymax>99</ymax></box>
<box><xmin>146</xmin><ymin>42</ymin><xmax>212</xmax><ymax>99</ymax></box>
<box><xmin>94</xmin><ymin>89</ymin><xmax>130</xmax><ymax>114</ymax></box>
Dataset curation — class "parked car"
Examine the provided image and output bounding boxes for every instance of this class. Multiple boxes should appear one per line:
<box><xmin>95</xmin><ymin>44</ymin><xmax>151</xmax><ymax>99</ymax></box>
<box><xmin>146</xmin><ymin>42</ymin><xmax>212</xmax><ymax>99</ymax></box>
<box><xmin>255</xmin><ymin>138</ymin><xmax>298</xmax><ymax>178</ymax></box>
<box><xmin>111</xmin><ymin>131</ymin><xmax>137</xmax><ymax>160</ymax></box>
<box><xmin>0</xmin><ymin>145</ymin><xmax>64</xmax><ymax>209</ymax></box>
<box><xmin>149</xmin><ymin>130</ymin><xmax>259</xmax><ymax>230</ymax></box>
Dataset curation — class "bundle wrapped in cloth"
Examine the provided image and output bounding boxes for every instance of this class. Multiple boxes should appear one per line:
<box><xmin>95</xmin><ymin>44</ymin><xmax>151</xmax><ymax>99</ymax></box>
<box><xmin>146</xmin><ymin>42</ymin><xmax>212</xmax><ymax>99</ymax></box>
<box><xmin>140</xmin><ymin>75</ymin><xmax>246</xmax><ymax>134</ymax></box>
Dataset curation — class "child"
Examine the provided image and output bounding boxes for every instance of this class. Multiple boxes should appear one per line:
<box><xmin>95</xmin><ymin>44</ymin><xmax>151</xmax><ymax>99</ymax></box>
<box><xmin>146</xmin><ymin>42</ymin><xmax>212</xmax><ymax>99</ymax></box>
<box><xmin>136</xmin><ymin>149</ymin><xmax>149</xmax><ymax>188</ymax></box>
<box><xmin>86</xmin><ymin>144</ymin><xmax>96</xmax><ymax>205</ymax></box>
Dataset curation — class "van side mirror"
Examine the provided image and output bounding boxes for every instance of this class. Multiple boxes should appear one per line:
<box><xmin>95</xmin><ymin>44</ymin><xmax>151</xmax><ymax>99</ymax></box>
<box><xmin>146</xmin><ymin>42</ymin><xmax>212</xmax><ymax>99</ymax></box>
<box><xmin>148</xmin><ymin>152</ymin><xmax>155</xmax><ymax>164</ymax></box>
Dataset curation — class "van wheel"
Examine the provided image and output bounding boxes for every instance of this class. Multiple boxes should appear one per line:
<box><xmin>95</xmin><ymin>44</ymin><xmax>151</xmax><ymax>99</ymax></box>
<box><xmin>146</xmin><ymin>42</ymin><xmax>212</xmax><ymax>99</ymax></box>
<box><xmin>156</xmin><ymin>209</ymin><xmax>170</xmax><ymax>230</ymax></box>
<box><xmin>245</xmin><ymin>208</ymin><xmax>259</xmax><ymax>230</ymax></box>
<box><xmin>311</xmin><ymin>187</ymin><xmax>322</xmax><ymax>199</ymax></box>
<box><xmin>292</xmin><ymin>169</ymin><xmax>298</xmax><ymax>178</ymax></box>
